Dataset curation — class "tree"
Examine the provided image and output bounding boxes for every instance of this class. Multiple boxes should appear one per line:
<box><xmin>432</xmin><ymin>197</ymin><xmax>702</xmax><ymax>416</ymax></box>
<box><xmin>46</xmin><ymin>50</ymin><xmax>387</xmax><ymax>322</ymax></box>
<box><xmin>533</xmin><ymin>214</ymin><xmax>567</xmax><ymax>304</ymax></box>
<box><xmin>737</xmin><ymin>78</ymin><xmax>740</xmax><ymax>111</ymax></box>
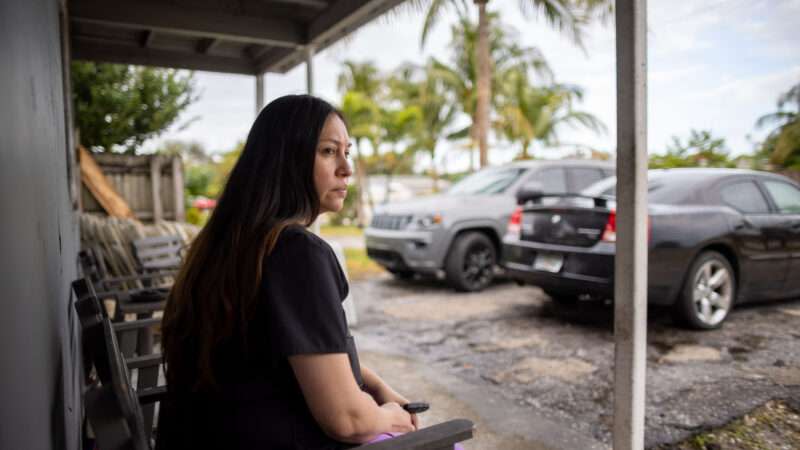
<box><xmin>496</xmin><ymin>69</ymin><xmax>605</xmax><ymax>159</ymax></box>
<box><xmin>337</xmin><ymin>61</ymin><xmax>384</xmax><ymax>227</ymax></box>
<box><xmin>376</xmin><ymin>105</ymin><xmax>422</xmax><ymax>202</ymax></box>
<box><xmin>431</xmin><ymin>12</ymin><xmax>551</xmax><ymax>169</ymax></box>
<box><xmin>649</xmin><ymin>130</ymin><xmax>732</xmax><ymax>169</ymax></box>
<box><xmin>389</xmin><ymin>62</ymin><xmax>459</xmax><ymax>191</ymax></box>
<box><xmin>415</xmin><ymin>0</ymin><xmax>611</xmax><ymax>168</ymax></box>
<box><xmin>71</xmin><ymin>62</ymin><xmax>197</xmax><ymax>153</ymax></box>
<box><xmin>756</xmin><ymin>82</ymin><xmax>800</xmax><ymax>170</ymax></box>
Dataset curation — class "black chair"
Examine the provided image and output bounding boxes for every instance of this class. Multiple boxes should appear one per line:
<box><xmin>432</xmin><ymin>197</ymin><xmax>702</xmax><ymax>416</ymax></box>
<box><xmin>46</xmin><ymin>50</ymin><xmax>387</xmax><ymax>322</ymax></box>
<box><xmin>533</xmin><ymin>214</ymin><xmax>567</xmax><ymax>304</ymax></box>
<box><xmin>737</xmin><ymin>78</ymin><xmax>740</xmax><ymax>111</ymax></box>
<box><xmin>74</xmin><ymin>278</ymin><xmax>163</xmax><ymax>437</ymax></box>
<box><xmin>82</xmin><ymin>318</ymin><xmax>165</xmax><ymax>450</ymax></box>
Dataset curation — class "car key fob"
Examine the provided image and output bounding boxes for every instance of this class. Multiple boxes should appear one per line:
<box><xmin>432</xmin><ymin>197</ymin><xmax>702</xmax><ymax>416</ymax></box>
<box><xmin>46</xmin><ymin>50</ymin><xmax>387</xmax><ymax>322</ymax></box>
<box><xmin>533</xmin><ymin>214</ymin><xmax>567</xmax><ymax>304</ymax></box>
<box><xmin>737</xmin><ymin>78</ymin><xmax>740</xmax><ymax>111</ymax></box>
<box><xmin>403</xmin><ymin>402</ymin><xmax>429</xmax><ymax>414</ymax></box>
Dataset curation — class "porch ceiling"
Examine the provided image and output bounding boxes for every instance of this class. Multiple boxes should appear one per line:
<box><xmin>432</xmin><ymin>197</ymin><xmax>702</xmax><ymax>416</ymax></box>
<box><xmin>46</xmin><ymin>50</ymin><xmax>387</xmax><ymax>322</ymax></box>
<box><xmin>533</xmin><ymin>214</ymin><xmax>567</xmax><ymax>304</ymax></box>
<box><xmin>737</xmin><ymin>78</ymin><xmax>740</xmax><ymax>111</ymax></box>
<box><xmin>69</xmin><ymin>0</ymin><xmax>406</xmax><ymax>75</ymax></box>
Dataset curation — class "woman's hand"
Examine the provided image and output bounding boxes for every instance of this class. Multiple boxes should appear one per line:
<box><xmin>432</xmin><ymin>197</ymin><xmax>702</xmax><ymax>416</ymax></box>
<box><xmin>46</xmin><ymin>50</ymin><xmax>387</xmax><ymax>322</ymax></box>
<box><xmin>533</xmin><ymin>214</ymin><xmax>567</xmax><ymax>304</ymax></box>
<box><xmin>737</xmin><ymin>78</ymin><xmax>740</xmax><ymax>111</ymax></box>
<box><xmin>373</xmin><ymin>387</ymin><xmax>419</xmax><ymax>430</ymax></box>
<box><xmin>379</xmin><ymin>402</ymin><xmax>416</xmax><ymax>433</ymax></box>
<box><xmin>362</xmin><ymin>366</ymin><xmax>420</xmax><ymax>430</ymax></box>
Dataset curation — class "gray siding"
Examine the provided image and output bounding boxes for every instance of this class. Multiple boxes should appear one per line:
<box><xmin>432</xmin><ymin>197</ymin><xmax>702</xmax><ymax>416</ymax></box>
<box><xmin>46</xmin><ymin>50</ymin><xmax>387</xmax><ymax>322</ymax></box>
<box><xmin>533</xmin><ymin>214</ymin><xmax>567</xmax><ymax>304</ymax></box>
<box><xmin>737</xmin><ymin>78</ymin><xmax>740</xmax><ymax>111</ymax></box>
<box><xmin>0</xmin><ymin>0</ymin><xmax>81</xmax><ymax>449</ymax></box>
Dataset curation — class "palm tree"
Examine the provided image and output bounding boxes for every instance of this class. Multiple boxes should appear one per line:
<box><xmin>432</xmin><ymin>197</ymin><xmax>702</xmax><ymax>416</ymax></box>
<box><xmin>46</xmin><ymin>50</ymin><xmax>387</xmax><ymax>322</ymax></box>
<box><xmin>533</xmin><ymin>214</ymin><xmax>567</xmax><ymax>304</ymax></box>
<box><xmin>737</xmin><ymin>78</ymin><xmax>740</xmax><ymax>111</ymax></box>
<box><xmin>413</xmin><ymin>0</ymin><xmax>611</xmax><ymax>168</ymax></box>
<box><xmin>389</xmin><ymin>62</ymin><xmax>459</xmax><ymax>191</ymax></box>
<box><xmin>431</xmin><ymin>12</ymin><xmax>551</xmax><ymax>169</ymax></box>
<box><xmin>496</xmin><ymin>69</ymin><xmax>606</xmax><ymax>159</ymax></box>
<box><xmin>338</xmin><ymin>61</ymin><xmax>384</xmax><ymax>226</ymax></box>
<box><xmin>756</xmin><ymin>82</ymin><xmax>800</xmax><ymax>169</ymax></box>
<box><xmin>377</xmin><ymin>105</ymin><xmax>422</xmax><ymax>202</ymax></box>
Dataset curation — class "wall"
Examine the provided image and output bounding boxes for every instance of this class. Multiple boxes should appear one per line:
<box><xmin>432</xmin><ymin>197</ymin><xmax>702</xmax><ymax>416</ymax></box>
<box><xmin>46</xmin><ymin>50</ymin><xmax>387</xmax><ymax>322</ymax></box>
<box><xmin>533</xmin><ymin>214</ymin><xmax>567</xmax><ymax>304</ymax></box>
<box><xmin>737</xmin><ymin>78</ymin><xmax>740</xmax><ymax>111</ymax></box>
<box><xmin>0</xmin><ymin>0</ymin><xmax>81</xmax><ymax>449</ymax></box>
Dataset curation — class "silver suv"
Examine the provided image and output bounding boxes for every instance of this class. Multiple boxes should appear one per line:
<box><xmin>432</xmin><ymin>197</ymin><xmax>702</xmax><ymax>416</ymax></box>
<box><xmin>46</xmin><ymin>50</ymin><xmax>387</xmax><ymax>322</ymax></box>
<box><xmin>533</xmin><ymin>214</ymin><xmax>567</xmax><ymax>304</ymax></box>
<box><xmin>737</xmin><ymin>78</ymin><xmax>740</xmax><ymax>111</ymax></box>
<box><xmin>365</xmin><ymin>160</ymin><xmax>614</xmax><ymax>291</ymax></box>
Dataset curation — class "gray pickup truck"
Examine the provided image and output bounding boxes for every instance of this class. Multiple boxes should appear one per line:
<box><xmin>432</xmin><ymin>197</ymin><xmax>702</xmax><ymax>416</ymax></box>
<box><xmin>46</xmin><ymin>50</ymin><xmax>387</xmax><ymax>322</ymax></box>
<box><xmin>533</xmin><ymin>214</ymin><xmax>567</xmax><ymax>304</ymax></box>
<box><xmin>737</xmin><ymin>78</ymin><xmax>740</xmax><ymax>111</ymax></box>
<box><xmin>365</xmin><ymin>159</ymin><xmax>614</xmax><ymax>291</ymax></box>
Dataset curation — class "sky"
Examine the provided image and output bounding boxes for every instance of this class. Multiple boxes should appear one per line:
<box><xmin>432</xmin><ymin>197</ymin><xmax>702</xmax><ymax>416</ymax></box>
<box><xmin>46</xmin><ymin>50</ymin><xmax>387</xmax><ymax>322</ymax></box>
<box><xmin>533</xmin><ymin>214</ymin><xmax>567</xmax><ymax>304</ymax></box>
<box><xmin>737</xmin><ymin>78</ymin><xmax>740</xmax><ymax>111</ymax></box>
<box><xmin>142</xmin><ymin>0</ymin><xmax>800</xmax><ymax>173</ymax></box>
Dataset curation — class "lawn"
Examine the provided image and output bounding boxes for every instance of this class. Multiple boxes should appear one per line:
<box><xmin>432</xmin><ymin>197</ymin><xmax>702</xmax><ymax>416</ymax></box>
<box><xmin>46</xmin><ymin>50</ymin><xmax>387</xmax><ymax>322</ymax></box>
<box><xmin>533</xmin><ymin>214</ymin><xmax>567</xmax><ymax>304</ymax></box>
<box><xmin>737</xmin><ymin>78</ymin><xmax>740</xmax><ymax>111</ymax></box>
<box><xmin>320</xmin><ymin>225</ymin><xmax>386</xmax><ymax>280</ymax></box>
<box><xmin>343</xmin><ymin>247</ymin><xmax>385</xmax><ymax>280</ymax></box>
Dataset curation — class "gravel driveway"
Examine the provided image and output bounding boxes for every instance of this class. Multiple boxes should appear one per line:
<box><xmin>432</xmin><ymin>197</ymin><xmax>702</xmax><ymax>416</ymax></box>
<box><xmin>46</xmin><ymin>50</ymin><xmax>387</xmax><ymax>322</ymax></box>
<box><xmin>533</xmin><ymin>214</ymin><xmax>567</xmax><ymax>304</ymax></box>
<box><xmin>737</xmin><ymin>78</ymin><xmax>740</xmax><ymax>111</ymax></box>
<box><xmin>349</xmin><ymin>274</ymin><xmax>800</xmax><ymax>448</ymax></box>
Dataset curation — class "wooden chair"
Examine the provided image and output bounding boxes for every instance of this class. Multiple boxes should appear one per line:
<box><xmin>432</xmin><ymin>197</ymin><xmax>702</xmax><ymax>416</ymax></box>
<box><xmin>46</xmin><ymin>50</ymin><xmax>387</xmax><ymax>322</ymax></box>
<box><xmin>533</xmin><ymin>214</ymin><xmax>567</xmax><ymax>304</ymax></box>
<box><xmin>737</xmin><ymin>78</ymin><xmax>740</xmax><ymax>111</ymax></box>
<box><xmin>74</xmin><ymin>278</ymin><xmax>163</xmax><ymax>438</ymax></box>
<box><xmin>131</xmin><ymin>235</ymin><xmax>184</xmax><ymax>273</ymax></box>
<box><xmin>80</xmin><ymin>316</ymin><xmax>474</xmax><ymax>450</ymax></box>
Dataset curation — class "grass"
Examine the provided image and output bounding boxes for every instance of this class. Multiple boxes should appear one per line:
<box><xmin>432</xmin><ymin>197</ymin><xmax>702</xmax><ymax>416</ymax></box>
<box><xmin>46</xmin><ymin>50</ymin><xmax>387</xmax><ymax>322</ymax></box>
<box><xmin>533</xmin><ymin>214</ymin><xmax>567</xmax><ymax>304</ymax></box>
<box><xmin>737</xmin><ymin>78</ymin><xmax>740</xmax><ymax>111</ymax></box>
<box><xmin>654</xmin><ymin>400</ymin><xmax>800</xmax><ymax>450</ymax></box>
<box><xmin>320</xmin><ymin>224</ymin><xmax>363</xmax><ymax>237</ymax></box>
<box><xmin>343</xmin><ymin>247</ymin><xmax>386</xmax><ymax>280</ymax></box>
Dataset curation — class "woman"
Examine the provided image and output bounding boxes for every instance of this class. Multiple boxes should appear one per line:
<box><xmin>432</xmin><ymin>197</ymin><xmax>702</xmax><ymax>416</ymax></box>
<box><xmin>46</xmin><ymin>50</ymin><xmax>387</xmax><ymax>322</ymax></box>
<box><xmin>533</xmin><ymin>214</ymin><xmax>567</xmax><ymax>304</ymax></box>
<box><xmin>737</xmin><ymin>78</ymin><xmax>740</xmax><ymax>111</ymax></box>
<box><xmin>158</xmin><ymin>95</ymin><xmax>417</xmax><ymax>449</ymax></box>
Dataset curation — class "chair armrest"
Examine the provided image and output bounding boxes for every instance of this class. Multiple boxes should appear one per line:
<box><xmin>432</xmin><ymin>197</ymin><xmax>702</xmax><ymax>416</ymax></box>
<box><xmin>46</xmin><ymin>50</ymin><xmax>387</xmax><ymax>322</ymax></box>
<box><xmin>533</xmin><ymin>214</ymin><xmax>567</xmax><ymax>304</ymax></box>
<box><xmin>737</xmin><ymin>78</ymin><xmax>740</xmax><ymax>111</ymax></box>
<box><xmin>353</xmin><ymin>419</ymin><xmax>474</xmax><ymax>450</ymax></box>
<box><xmin>114</xmin><ymin>318</ymin><xmax>161</xmax><ymax>332</ymax></box>
<box><xmin>98</xmin><ymin>271</ymin><xmax>175</xmax><ymax>289</ymax></box>
<box><xmin>137</xmin><ymin>385</ymin><xmax>167</xmax><ymax>405</ymax></box>
<box><xmin>126</xmin><ymin>353</ymin><xmax>162</xmax><ymax>370</ymax></box>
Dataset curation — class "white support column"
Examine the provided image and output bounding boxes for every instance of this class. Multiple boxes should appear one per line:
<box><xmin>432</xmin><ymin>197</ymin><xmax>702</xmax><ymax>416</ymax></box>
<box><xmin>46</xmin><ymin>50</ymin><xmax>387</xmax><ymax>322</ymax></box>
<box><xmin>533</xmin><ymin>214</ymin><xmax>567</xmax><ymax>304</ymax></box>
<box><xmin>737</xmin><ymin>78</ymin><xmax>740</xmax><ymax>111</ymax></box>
<box><xmin>613</xmin><ymin>1</ymin><xmax>648</xmax><ymax>449</ymax></box>
<box><xmin>255</xmin><ymin>72</ymin><xmax>264</xmax><ymax>116</ymax></box>
<box><xmin>306</xmin><ymin>45</ymin><xmax>321</xmax><ymax>235</ymax></box>
<box><xmin>305</xmin><ymin>45</ymin><xmax>315</xmax><ymax>96</ymax></box>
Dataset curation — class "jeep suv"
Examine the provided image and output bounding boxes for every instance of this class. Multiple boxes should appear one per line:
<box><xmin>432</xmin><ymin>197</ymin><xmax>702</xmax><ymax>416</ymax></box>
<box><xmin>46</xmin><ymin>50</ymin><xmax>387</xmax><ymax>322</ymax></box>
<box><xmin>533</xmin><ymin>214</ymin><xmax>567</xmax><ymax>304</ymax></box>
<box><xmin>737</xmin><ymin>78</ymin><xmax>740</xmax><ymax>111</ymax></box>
<box><xmin>365</xmin><ymin>160</ymin><xmax>615</xmax><ymax>291</ymax></box>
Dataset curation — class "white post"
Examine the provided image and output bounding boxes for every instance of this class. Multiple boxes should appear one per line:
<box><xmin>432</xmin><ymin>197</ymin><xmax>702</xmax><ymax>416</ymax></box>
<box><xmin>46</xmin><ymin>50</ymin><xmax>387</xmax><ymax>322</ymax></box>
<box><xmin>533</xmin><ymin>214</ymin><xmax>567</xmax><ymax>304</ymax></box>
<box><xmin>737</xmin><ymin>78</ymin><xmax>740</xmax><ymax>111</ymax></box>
<box><xmin>305</xmin><ymin>45</ymin><xmax>315</xmax><ymax>96</ymax></box>
<box><xmin>613</xmin><ymin>1</ymin><xmax>648</xmax><ymax>449</ymax></box>
<box><xmin>306</xmin><ymin>45</ymin><xmax>322</xmax><ymax>235</ymax></box>
<box><xmin>255</xmin><ymin>72</ymin><xmax>264</xmax><ymax>117</ymax></box>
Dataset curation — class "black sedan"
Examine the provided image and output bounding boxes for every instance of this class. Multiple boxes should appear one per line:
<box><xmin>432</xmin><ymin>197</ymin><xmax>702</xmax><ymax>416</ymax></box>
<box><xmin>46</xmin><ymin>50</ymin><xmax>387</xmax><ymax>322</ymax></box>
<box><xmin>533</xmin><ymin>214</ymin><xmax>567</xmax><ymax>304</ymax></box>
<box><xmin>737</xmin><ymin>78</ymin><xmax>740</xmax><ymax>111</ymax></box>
<box><xmin>501</xmin><ymin>168</ymin><xmax>800</xmax><ymax>329</ymax></box>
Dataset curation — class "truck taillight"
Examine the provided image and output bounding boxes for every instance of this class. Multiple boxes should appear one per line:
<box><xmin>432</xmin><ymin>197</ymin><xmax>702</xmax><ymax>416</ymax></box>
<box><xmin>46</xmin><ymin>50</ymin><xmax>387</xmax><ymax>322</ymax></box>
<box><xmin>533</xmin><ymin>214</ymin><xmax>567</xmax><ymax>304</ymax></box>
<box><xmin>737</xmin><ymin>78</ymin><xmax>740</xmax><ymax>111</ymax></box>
<box><xmin>507</xmin><ymin>206</ymin><xmax>522</xmax><ymax>239</ymax></box>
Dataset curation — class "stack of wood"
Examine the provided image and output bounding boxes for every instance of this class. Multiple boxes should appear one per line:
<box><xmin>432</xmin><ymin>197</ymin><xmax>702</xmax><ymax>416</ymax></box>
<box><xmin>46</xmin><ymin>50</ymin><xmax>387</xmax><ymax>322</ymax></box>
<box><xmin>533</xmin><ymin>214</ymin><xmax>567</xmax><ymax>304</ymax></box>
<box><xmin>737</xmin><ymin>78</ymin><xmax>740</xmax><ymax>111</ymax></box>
<box><xmin>78</xmin><ymin>145</ymin><xmax>197</xmax><ymax>278</ymax></box>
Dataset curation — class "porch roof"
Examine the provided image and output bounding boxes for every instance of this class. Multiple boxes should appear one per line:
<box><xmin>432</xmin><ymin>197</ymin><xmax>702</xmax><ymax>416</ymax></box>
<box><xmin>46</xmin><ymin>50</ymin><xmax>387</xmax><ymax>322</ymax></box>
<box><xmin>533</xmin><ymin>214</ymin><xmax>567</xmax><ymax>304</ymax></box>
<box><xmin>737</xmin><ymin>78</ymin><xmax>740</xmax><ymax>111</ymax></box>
<box><xmin>69</xmin><ymin>0</ymin><xmax>405</xmax><ymax>75</ymax></box>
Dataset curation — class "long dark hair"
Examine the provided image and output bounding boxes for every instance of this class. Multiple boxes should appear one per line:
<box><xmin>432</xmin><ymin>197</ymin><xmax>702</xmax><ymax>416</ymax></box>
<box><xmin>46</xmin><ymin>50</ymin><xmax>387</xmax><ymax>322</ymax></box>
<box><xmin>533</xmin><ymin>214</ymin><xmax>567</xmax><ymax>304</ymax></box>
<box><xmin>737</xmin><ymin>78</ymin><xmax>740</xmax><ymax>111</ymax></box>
<box><xmin>162</xmin><ymin>95</ymin><xmax>341</xmax><ymax>392</ymax></box>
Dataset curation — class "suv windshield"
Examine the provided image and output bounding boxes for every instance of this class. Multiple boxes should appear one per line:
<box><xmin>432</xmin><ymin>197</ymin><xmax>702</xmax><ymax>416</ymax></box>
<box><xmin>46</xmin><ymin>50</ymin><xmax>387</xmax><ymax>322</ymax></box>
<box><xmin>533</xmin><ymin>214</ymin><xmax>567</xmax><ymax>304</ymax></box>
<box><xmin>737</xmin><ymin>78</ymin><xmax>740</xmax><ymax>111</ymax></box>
<box><xmin>448</xmin><ymin>167</ymin><xmax>526</xmax><ymax>195</ymax></box>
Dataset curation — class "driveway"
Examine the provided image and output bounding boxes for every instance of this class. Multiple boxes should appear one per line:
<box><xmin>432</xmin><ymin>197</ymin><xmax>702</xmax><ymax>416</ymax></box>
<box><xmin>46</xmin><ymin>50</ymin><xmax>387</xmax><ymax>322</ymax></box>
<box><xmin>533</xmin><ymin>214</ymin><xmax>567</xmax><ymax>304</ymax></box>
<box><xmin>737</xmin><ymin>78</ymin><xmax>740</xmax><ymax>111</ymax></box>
<box><xmin>349</xmin><ymin>274</ymin><xmax>800</xmax><ymax>448</ymax></box>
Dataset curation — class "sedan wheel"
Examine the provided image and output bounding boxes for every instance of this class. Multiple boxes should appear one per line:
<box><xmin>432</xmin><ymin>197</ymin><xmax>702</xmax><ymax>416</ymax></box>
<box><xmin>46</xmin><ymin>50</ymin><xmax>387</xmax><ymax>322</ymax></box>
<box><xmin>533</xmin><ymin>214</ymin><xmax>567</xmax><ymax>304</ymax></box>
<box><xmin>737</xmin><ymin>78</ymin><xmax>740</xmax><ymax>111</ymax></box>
<box><xmin>675</xmin><ymin>251</ymin><xmax>736</xmax><ymax>329</ymax></box>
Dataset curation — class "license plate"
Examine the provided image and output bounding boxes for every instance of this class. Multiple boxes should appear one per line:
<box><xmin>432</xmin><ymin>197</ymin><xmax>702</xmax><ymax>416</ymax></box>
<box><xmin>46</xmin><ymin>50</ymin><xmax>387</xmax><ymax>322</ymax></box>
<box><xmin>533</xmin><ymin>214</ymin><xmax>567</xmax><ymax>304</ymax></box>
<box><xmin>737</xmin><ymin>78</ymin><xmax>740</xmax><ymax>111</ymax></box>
<box><xmin>533</xmin><ymin>252</ymin><xmax>564</xmax><ymax>273</ymax></box>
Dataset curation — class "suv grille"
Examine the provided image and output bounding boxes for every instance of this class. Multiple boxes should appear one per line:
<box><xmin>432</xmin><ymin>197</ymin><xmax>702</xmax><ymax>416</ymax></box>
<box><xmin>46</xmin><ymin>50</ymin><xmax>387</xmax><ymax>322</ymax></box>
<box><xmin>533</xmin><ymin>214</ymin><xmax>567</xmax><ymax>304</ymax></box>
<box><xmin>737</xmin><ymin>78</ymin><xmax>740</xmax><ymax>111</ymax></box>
<box><xmin>371</xmin><ymin>214</ymin><xmax>413</xmax><ymax>230</ymax></box>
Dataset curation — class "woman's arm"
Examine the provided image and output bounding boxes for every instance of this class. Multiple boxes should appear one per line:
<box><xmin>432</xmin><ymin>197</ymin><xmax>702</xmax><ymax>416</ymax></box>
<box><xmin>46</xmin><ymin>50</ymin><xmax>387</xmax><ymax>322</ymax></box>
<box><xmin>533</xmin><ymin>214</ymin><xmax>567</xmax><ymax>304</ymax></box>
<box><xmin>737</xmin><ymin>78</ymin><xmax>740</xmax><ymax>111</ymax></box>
<box><xmin>361</xmin><ymin>364</ymin><xmax>418</xmax><ymax>429</ymax></box>
<box><xmin>289</xmin><ymin>353</ymin><xmax>416</xmax><ymax>443</ymax></box>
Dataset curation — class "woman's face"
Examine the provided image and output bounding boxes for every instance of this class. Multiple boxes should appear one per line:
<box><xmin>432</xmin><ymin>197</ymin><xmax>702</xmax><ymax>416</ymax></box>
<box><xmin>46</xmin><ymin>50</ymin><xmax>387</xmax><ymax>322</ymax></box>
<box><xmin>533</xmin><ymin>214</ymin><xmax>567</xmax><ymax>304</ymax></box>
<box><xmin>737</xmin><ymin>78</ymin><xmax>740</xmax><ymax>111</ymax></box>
<box><xmin>314</xmin><ymin>113</ymin><xmax>353</xmax><ymax>214</ymax></box>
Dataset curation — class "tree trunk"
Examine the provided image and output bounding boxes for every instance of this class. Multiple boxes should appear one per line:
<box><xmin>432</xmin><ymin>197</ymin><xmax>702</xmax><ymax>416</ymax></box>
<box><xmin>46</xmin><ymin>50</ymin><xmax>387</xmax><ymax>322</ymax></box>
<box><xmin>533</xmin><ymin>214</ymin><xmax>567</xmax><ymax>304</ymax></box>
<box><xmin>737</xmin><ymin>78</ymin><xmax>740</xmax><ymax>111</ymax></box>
<box><xmin>475</xmin><ymin>0</ymin><xmax>491</xmax><ymax>168</ymax></box>
<box><xmin>429</xmin><ymin>145</ymin><xmax>439</xmax><ymax>192</ymax></box>
<box><xmin>353</xmin><ymin>139</ymin><xmax>367</xmax><ymax>228</ymax></box>
<box><xmin>520</xmin><ymin>141</ymin><xmax>530</xmax><ymax>160</ymax></box>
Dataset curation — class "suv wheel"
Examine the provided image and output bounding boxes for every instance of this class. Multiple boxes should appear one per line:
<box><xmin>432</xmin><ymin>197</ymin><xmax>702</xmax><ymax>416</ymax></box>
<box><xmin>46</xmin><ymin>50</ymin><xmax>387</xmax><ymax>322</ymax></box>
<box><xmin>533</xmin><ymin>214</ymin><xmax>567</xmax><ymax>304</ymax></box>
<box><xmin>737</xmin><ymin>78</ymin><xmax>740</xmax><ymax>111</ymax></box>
<box><xmin>388</xmin><ymin>268</ymin><xmax>415</xmax><ymax>280</ymax></box>
<box><xmin>674</xmin><ymin>250</ymin><xmax>736</xmax><ymax>329</ymax></box>
<box><xmin>445</xmin><ymin>232</ymin><xmax>496</xmax><ymax>292</ymax></box>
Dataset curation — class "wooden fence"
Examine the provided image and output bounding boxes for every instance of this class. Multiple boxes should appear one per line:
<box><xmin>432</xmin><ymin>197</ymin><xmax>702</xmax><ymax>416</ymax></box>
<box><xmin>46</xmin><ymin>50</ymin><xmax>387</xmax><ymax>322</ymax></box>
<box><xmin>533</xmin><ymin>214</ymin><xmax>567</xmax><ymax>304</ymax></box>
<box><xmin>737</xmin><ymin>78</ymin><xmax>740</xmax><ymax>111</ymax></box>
<box><xmin>80</xmin><ymin>153</ymin><xmax>185</xmax><ymax>223</ymax></box>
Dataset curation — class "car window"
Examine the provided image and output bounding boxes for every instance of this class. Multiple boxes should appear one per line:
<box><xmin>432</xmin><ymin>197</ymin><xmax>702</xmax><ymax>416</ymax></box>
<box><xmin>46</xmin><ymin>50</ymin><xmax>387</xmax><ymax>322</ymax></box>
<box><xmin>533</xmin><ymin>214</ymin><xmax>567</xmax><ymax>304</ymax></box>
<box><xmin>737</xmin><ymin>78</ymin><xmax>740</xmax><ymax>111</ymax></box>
<box><xmin>719</xmin><ymin>181</ymin><xmax>770</xmax><ymax>214</ymax></box>
<box><xmin>569</xmin><ymin>168</ymin><xmax>606</xmax><ymax>192</ymax></box>
<box><xmin>763</xmin><ymin>180</ymin><xmax>800</xmax><ymax>213</ymax></box>
<box><xmin>448</xmin><ymin>167</ymin><xmax>526</xmax><ymax>195</ymax></box>
<box><xmin>532</xmin><ymin>168</ymin><xmax>567</xmax><ymax>194</ymax></box>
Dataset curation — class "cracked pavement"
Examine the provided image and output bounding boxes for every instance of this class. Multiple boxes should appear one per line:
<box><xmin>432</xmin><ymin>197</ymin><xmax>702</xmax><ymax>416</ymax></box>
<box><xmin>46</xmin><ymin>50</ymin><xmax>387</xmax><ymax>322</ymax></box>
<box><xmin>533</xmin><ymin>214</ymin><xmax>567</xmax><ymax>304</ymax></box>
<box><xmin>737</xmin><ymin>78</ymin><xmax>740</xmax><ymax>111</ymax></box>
<box><xmin>349</xmin><ymin>274</ymin><xmax>800</xmax><ymax>449</ymax></box>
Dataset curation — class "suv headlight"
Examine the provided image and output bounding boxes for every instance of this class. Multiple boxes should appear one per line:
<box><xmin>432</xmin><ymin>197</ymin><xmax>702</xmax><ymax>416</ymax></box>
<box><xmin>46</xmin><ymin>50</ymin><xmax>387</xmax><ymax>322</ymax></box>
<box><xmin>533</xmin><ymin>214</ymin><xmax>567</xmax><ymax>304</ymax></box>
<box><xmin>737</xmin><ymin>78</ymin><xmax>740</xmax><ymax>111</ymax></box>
<box><xmin>413</xmin><ymin>214</ymin><xmax>443</xmax><ymax>229</ymax></box>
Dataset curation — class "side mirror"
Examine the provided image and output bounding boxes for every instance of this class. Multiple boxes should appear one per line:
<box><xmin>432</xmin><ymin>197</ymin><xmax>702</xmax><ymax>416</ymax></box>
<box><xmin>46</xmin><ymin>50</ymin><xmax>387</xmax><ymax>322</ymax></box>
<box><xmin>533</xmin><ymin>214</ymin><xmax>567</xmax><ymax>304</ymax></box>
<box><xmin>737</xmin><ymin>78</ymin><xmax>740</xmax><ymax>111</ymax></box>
<box><xmin>516</xmin><ymin>182</ymin><xmax>544</xmax><ymax>205</ymax></box>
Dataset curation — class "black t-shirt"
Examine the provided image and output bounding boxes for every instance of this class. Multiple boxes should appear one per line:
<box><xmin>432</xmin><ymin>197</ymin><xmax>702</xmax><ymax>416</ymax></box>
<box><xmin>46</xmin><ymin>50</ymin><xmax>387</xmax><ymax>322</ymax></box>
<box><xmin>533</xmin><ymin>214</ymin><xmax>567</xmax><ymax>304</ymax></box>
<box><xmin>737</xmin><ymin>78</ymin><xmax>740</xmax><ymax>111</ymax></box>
<box><xmin>157</xmin><ymin>225</ymin><xmax>362</xmax><ymax>450</ymax></box>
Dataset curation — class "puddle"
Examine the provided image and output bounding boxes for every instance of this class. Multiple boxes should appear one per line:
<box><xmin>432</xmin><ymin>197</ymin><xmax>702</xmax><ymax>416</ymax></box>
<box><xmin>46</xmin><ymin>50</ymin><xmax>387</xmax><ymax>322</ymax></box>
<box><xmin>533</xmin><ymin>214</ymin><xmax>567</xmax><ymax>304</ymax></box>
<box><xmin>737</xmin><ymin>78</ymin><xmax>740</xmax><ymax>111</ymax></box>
<box><xmin>659</xmin><ymin>345</ymin><xmax>722</xmax><ymax>363</ymax></box>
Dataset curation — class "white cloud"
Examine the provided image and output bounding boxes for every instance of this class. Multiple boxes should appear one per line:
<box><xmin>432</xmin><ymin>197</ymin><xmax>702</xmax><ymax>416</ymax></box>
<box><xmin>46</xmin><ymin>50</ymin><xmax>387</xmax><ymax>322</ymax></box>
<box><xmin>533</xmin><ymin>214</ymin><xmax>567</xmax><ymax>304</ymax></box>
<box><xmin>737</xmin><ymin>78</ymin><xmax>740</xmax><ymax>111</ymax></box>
<box><xmin>144</xmin><ymin>0</ymin><xmax>798</xmax><ymax>169</ymax></box>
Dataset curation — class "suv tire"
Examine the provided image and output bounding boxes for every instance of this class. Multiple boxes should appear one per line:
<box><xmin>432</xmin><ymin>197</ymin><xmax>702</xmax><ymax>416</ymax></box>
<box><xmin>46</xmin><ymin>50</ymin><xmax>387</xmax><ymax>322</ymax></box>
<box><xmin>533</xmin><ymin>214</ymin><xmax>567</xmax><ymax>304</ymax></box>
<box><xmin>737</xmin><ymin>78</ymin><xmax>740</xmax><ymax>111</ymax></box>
<box><xmin>445</xmin><ymin>232</ymin><xmax>496</xmax><ymax>292</ymax></box>
<box><xmin>388</xmin><ymin>268</ymin><xmax>415</xmax><ymax>280</ymax></box>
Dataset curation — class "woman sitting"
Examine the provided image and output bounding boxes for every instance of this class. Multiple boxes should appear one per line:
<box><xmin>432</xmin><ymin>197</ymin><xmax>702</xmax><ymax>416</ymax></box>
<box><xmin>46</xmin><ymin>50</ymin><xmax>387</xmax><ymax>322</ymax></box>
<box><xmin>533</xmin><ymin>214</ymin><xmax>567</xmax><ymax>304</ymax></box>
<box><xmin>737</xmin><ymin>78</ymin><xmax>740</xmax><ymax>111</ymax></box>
<box><xmin>157</xmin><ymin>95</ymin><xmax>417</xmax><ymax>449</ymax></box>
